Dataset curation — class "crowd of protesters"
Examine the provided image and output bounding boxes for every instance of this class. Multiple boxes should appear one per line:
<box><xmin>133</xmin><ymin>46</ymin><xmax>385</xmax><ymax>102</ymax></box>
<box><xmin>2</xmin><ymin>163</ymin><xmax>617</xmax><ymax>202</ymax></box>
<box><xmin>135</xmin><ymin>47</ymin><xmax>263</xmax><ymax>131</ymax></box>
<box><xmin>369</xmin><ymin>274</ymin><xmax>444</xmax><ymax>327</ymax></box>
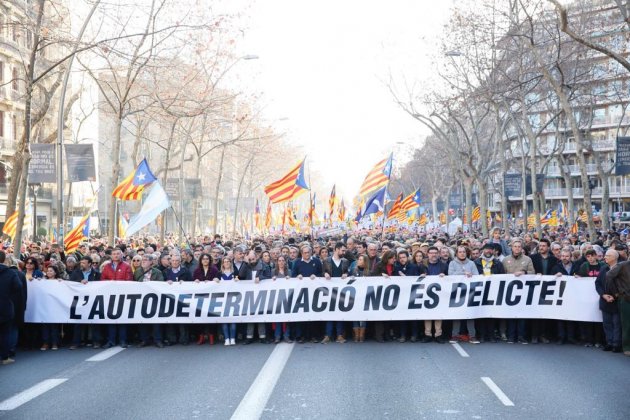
<box><xmin>1</xmin><ymin>225</ymin><xmax>630</xmax><ymax>365</ymax></box>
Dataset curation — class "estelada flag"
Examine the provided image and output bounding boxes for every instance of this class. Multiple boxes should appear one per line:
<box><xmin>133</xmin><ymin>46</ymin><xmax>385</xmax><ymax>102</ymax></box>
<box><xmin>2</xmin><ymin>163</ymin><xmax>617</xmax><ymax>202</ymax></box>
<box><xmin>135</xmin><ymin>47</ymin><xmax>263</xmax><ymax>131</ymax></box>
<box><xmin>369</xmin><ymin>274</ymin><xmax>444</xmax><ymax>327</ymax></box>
<box><xmin>358</xmin><ymin>154</ymin><xmax>392</xmax><ymax>196</ymax></box>
<box><xmin>112</xmin><ymin>158</ymin><xmax>157</xmax><ymax>200</ymax></box>
<box><xmin>264</xmin><ymin>158</ymin><xmax>309</xmax><ymax>204</ymax></box>
<box><xmin>387</xmin><ymin>193</ymin><xmax>403</xmax><ymax>220</ymax></box>
<box><xmin>65</xmin><ymin>215</ymin><xmax>90</xmax><ymax>254</ymax></box>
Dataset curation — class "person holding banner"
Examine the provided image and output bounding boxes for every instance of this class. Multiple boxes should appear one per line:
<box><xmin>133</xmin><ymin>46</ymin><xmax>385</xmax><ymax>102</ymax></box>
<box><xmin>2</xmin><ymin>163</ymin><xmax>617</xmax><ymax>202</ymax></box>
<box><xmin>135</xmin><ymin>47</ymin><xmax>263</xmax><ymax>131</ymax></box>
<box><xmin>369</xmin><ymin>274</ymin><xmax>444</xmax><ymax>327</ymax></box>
<box><xmin>218</xmin><ymin>257</ymin><xmax>238</xmax><ymax>346</ymax></box>
<box><xmin>40</xmin><ymin>265</ymin><xmax>62</xmax><ymax>351</ymax></box>
<box><xmin>604</xmin><ymin>252</ymin><xmax>630</xmax><ymax>356</ymax></box>
<box><xmin>422</xmin><ymin>246</ymin><xmax>448</xmax><ymax>343</ymax></box>
<box><xmin>596</xmin><ymin>251</ymin><xmax>621</xmax><ymax>353</ymax></box>
<box><xmin>351</xmin><ymin>254</ymin><xmax>371</xmax><ymax>342</ymax></box>
<box><xmin>134</xmin><ymin>255</ymin><xmax>165</xmax><ymax>348</ymax></box>
<box><xmin>474</xmin><ymin>243</ymin><xmax>505</xmax><ymax>343</ymax></box>
<box><xmin>552</xmin><ymin>249</ymin><xmax>579</xmax><ymax>344</ymax></box>
<box><xmin>163</xmin><ymin>254</ymin><xmax>192</xmax><ymax>345</ymax></box>
<box><xmin>322</xmin><ymin>242</ymin><xmax>351</xmax><ymax>344</ymax></box>
<box><xmin>101</xmin><ymin>248</ymin><xmax>133</xmax><ymax>349</ymax></box>
<box><xmin>372</xmin><ymin>251</ymin><xmax>397</xmax><ymax>342</ymax></box>
<box><xmin>193</xmin><ymin>253</ymin><xmax>220</xmax><ymax>346</ymax></box>
<box><xmin>69</xmin><ymin>256</ymin><xmax>101</xmax><ymax>350</ymax></box>
<box><xmin>292</xmin><ymin>245</ymin><xmax>323</xmax><ymax>344</ymax></box>
<box><xmin>272</xmin><ymin>255</ymin><xmax>292</xmax><ymax>344</ymax></box>
<box><xmin>394</xmin><ymin>250</ymin><xmax>422</xmax><ymax>342</ymax></box>
<box><xmin>448</xmin><ymin>246</ymin><xmax>480</xmax><ymax>344</ymax></box>
<box><xmin>503</xmin><ymin>240</ymin><xmax>534</xmax><ymax>344</ymax></box>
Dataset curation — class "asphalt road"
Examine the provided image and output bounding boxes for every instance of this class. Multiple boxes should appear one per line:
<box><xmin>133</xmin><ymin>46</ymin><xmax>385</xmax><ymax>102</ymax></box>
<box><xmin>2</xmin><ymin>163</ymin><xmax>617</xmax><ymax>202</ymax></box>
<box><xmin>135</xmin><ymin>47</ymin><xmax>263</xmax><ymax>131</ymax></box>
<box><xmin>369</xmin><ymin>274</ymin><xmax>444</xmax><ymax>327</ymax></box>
<box><xmin>1</xmin><ymin>340</ymin><xmax>628</xmax><ymax>419</ymax></box>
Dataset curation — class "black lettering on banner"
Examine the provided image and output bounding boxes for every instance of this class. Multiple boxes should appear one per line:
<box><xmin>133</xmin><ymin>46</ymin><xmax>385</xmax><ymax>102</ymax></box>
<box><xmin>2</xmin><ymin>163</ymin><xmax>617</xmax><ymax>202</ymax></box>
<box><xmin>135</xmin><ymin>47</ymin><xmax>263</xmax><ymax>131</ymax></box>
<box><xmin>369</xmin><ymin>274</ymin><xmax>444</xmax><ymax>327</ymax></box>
<box><xmin>467</xmin><ymin>281</ymin><xmax>483</xmax><ymax>307</ymax></box>
<box><xmin>223</xmin><ymin>292</ymin><xmax>242</xmax><ymax>317</ymax></box>
<box><xmin>496</xmin><ymin>280</ymin><xmax>506</xmax><ymax>305</ymax></box>
<box><xmin>329</xmin><ymin>287</ymin><xmax>338</xmax><ymax>312</ymax></box>
<box><xmin>176</xmin><ymin>293</ymin><xmax>192</xmax><ymax>317</ymax></box>
<box><xmin>557</xmin><ymin>280</ymin><xmax>566</xmax><ymax>305</ymax></box>
<box><xmin>481</xmin><ymin>281</ymin><xmax>495</xmax><ymax>306</ymax></box>
<box><xmin>141</xmin><ymin>293</ymin><xmax>159</xmax><ymax>318</ymax></box>
<box><xmin>364</xmin><ymin>285</ymin><xmax>382</xmax><ymax>310</ymax></box>
<box><xmin>408</xmin><ymin>284</ymin><xmax>425</xmax><ymax>309</ymax></box>
<box><xmin>194</xmin><ymin>293</ymin><xmax>209</xmax><ymax>317</ymax></box>
<box><xmin>126</xmin><ymin>294</ymin><xmax>142</xmax><ymax>319</ymax></box>
<box><xmin>506</xmin><ymin>280</ymin><xmax>523</xmax><ymax>306</ymax></box>
<box><xmin>313</xmin><ymin>287</ymin><xmax>329</xmax><ymax>312</ymax></box>
<box><xmin>207</xmin><ymin>293</ymin><xmax>224</xmax><ymax>317</ymax></box>
<box><xmin>539</xmin><ymin>281</ymin><xmax>556</xmax><ymax>305</ymax></box>
<box><xmin>292</xmin><ymin>288</ymin><xmax>310</xmax><ymax>313</ymax></box>
<box><xmin>107</xmin><ymin>294</ymin><xmax>125</xmax><ymax>319</ymax></box>
<box><xmin>159</xmin><ymin>294</ymin><xmax>176</xmax><ymax>317</ymax></box>
<box><xmin>275</xmin><ymin>289</ymin><xmax>294</xmax><ymax>314</ymax></box>
<box><xmin>525</xmin><ymin>280</ymin><xmax>541</xmax><ymax>305</ymax></box>
<box><xmin>449</xmin><ymin>283</ymin><xmax>467</xmax><ymax>307</ymax></box>
<box><xmin>266</xmin><ymin>289</ymin><xmax>277</xmax><ymax>314</ymax></box>
<box><xmin>339</xmin><ymin>286</ymin><xmax>355</xmax><ymax>312</ymax></box>
<box><xmin>425</xmin><ymin>283</ymin><xmax>440</xmax><ymax>309</ymax></box>
<box><xmin>242</xmin><ymin>290</ymin><xmax>267</xmax><ymax>316</ymax></box>
<box><xmin>383</xmin><ymin>285</ymin><xmax>399</xmax><ymax>310</ymax></box>
<box><xmin>70</xmin><ymin>296</ymin><xmax>81</xmax><ymax>319</ymax></box>
<box><xmin>88</xmin><ymin>295</ymin><xmax>105</xmax><ymax>319</ymax></box>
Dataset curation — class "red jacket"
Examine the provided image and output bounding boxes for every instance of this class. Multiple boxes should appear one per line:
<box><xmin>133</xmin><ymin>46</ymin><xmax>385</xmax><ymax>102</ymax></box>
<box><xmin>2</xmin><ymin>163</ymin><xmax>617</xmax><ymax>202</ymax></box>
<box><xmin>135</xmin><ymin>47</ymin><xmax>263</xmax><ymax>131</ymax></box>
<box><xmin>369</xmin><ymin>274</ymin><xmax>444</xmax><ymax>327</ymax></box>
<box><xmin>101</xmin><ymin>261</ymin><xmax>133</xmax><ymax>281</ymax></box>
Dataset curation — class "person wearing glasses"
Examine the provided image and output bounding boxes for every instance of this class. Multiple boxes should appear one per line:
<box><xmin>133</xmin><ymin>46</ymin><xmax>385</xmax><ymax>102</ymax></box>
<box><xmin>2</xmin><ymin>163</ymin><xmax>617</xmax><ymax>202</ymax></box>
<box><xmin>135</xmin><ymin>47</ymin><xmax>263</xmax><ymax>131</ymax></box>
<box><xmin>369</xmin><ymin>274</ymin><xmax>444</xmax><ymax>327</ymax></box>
<box><xmin>23</xmin><ymin>257</ymin><xmax>44</xmax><ymax>280</ymax></box>
<box><xmin>134</xmin><ymin>255</ymin><xmax>165</xmax><ymax>347</ymax></box>
<box><xmin>130</xmin><ymin>255</ymin><xmax>142</xmax><ymax>272</ymax></box>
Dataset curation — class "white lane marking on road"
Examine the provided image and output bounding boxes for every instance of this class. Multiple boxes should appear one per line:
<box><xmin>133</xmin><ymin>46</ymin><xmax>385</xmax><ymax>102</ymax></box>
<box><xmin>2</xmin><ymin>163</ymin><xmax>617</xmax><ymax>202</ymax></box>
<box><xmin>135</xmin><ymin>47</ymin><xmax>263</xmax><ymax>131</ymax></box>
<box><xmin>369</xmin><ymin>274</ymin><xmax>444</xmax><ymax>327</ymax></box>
<box><xmin>0</xmin><ymin>378</ymin><xmax>68</xmax><ymax>411</ymax></box>
<box><xmin>481</xmin><ymin>377</ymin><xmax>514</xmax><ymax>406</ymax></box>
<box><xmin>85</xmin><ymin>346</ymin><xmax>126</xmax><ymax>362</ymax></box>
<box><xmin>231</xmin><ymin>342</ymin><xmax>295</xmax><ymax>420</ymax></box>
<box><xmin>451</xmin><ymin>342</ymin><xmax>470</xmax><ymax>358</ymax></box>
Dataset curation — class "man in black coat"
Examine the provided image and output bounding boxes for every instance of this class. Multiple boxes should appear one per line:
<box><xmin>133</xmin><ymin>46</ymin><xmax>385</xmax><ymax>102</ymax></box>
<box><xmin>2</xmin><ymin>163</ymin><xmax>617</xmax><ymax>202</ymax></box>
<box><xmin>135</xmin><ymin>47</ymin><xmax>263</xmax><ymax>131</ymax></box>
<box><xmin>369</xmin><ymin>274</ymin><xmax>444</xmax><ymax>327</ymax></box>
<box><xmin>0</xmin><ymin>250</ymin><xmax>23</xmax><ymax>365</ymax></box>
<box><xmin>6</xmin><ymin>255</ymin><xmax>26</xmax><ymax>359</ymax></box>
<box><xmin>595</xmin><ymin>251</ymin><xmax>621</xmax><ymax>352</ymax></box>
<box><xmin>529</xmin><ymin>239</ymin><xmax>559</xmax><ymax>344</ymax></box>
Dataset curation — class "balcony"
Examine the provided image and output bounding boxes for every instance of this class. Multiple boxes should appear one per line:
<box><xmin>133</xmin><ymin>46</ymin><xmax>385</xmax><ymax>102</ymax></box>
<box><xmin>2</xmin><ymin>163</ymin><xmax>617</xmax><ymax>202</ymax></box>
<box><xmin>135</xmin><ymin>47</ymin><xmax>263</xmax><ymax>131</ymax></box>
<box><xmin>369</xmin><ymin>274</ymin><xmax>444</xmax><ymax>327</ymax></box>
<box><xmin>546</xmin><ymin>163</ymin><xmax>603</xmax><ymax>177</ymax></box>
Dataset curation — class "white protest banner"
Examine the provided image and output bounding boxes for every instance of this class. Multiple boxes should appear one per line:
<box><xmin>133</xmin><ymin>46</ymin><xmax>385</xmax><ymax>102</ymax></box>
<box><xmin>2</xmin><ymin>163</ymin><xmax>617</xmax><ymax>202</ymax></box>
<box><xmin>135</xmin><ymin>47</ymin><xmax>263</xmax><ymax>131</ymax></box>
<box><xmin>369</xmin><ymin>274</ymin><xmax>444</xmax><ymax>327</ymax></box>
<box><xmin>24</xmin><ymin>275</ymin><xmax>602</xmax><ymax>324</ymax></box>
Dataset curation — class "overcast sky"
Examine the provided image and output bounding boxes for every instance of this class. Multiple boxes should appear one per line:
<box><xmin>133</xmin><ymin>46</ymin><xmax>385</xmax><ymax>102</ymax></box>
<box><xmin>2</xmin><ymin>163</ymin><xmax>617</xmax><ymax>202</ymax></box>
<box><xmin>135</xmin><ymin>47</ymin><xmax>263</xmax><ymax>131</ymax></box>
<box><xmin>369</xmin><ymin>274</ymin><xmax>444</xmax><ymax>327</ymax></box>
<box><xmin>230</xmin><ymin>0</ymin><xmax>455</xmax><ymax>200</ymax></box>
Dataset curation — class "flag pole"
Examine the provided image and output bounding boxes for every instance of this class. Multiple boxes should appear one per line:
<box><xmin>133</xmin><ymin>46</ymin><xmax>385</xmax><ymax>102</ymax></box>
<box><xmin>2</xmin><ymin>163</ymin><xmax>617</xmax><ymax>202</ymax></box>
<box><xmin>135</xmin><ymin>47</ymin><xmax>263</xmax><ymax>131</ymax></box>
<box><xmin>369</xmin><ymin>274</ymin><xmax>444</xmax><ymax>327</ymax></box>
<box><xmin>308</xmin><ymin>166</ymin><xmax>314</xmax><ymax>238</ymax></box>
<box><xmin>170</xmin><ymin>205</ymin><xmax>191</xmax><ymax>249</ymax></box>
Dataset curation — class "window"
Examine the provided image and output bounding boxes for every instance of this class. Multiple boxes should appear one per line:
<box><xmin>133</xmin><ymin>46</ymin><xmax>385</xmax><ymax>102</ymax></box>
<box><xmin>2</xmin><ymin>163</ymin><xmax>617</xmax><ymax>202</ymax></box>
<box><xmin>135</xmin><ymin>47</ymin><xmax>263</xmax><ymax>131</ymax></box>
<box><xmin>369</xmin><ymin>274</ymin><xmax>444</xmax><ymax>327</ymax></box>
<box><xmin>0</xmin><ymin>111</ymin><xmax>4</xmax><ymax>137</ymax></box>
<box><xmin>0</xmin><ymin>61</ymin><xmax>3</xmax><ymax>83</ymax></box>
<box><xmin>11</xmin><ymin>67</ymin><xmax>18</xmax><ymax>91</ymax></box>
<box><xmin>12</xmin><ymin>115</ymin><xmax>17</xmax><ymax>141</ymax></box>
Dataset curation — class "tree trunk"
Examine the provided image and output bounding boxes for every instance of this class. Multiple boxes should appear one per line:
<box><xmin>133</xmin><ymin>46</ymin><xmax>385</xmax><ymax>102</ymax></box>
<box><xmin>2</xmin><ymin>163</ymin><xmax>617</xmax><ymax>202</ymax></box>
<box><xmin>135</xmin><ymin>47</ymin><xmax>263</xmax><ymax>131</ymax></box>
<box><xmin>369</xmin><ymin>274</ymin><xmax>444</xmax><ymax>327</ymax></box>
<box><xmin>159</xmin><ymin>119</ymin><xmax>178</xmax><ymax>244</ymax></box>
<box><xmin>521</xmin><ymin>155</ymin><xmax>528</xmax><ymax>229</ymax></box>
<box><xmin>477</xmin><ymin>178</ymin><xmax>489</xmax><ymax>237</ymax></box>
<box><xmin>464</xmin><ymin>178</ymin><xmax>473</xmax><ymax>233</ymax></box>
<box><xmin>527</xmin><ymin>44</ymin><xmax>596</xmax><ymax>238</ymax></box>
<box><xmin>12</xmin><ymin>0</ymin><xmax>45</xmax><ymax>256</ymax></box>
<box><xmin>431</xmin><ymin>192</ymin><xmax>439</xmax><ymax>223</ymax></box>
<box><xmin>232</xmin><ymin>155</ymin><xmax>254</xmax><ymax>237</ymax></box>
<box><xmin>107</xmin><ymin>115</ymin><xmax>123</xmax><ymax>245</ymax></box>
<box><xmin>212</xmin><ymin>146</ymin><xmax>226</xmax><ymax>236</ymax></box>
<box><xmin>558</xmin><ymin>155</ymin><xmax>575</xmax><ymax>226</ymax></box>
<box><xmin>191</xmin><ymin>154</ymin><xmax>202</xmax><ymax>239</ymax></box>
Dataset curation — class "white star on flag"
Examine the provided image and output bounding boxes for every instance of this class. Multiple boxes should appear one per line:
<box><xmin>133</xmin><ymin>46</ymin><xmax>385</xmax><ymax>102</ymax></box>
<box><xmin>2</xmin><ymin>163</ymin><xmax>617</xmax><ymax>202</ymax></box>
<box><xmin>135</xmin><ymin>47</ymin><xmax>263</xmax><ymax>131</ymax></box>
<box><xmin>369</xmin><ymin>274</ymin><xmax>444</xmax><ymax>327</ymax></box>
<box><xmin>136</xmin><ymin>172</ymin><xmax>146</xmax><ymax>182</ymax></box>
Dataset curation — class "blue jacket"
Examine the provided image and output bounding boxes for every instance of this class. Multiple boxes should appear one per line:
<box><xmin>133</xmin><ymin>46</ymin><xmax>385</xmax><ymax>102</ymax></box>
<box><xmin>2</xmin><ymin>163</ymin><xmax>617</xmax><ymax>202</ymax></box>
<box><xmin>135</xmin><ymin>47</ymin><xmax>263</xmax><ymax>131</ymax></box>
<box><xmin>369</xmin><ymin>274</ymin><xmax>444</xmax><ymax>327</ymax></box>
<box><xmin>291</xmin><ymin>258</ymin><xmax>323</xmax><ymax>278</ymax></box>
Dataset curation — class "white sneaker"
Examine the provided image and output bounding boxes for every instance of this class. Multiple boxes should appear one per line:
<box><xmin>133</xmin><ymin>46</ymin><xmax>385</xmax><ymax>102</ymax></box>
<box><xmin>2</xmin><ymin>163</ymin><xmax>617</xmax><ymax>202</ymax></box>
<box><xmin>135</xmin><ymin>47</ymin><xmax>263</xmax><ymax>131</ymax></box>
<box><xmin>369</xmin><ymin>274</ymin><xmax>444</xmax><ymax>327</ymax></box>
<box><xmin>225</xmin><ymin>339</ymin><xmax>230</xmax><ymax>346</ymax></box>
<box><xmin>230</xmin><ymin>338</ymin><xmax>236</xmax><ymax>345</ymax></box>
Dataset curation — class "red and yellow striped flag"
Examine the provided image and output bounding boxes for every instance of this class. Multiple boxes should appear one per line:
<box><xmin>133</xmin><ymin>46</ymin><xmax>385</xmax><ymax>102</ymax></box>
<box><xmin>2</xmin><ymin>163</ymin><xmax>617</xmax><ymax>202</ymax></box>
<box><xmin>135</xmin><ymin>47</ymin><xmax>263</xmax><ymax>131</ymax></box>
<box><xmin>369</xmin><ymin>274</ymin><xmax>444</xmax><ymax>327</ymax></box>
<box><xmin>570</xmin><ymin>221</ymin><xmax>578</xmax><ymax>234</ymax></box>
<box><xmin>2</xmin><ymin>210</ymin><xmax>18</xmax><ymax>239</ymax></box>
<box><xmin>264</xmin><ymin>158</ymin><xmax>309</xmax><ymax>204</ymax></box>
<box><xmin>387</xmin><ymin>193</ymin><xmax>403</xmax><ymax>220</ymax></box>
<box><xmin>472</xmin><ymin>206</ymin><xmax>481</xmax><ymax>222</ymax></box>
<box><xmin>64</xmin><ymin>215</ymin><xmax>90</xmax><ymax>254</ymax></box>
<box><xmin>265</xmin><ymin>200</ymin><xmax>272</xmax><ymax>230</ymax></box>
<box><xmin>254</xmin><ymin>199</ymin><xmax>261</xmax><ymax>231</ymax></box>
<box><xmin>328</xmin><ymin>185</ymin><xmax>336</xmax><ymax>220</ymax></box>
<box><xmin>338</xmin><ymin>198</ymin><xmax>346</xmax><ymax>222</ymax></box>
<box><xmin>358</xmin><ymin>154</ymin><xmax>392</xmax><ymax>196</ymax></box>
